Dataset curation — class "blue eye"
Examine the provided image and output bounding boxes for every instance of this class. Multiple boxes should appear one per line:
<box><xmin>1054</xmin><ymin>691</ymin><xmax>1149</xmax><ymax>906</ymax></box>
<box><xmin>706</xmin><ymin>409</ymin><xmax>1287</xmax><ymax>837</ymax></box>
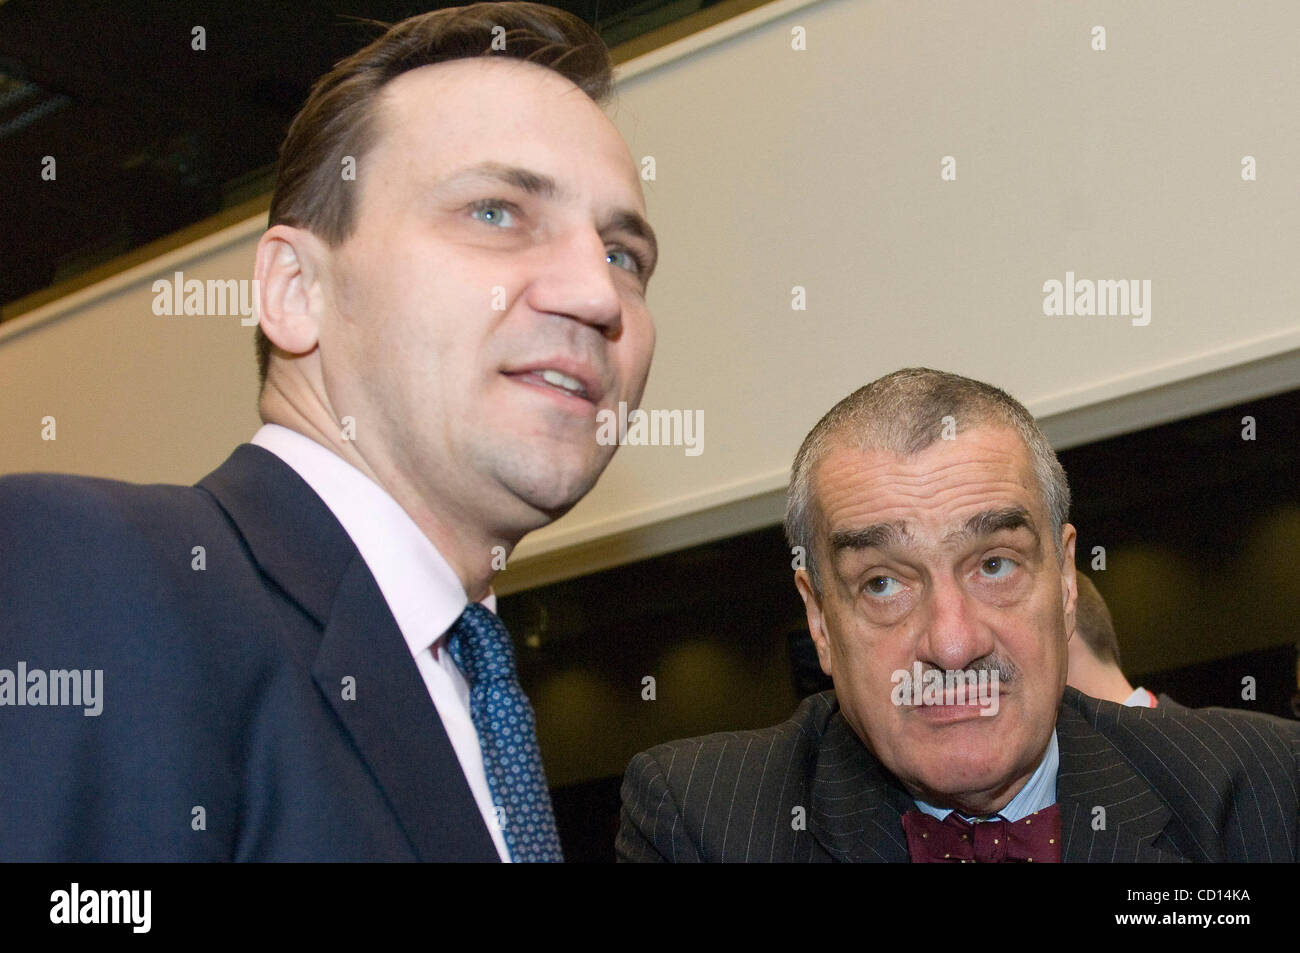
<box><xmin>606</xmin><ymin>248</ymin><xmax>643</xmax><ymax>274</ymax></box>
<box><xmin>470</xmin><ymin>201</ymin><xmax>516</xmax><ymax>227</ymax></box>
<box><xmin>866</xmin><ymin>576</ymin><xmax>902</xmax><ymax>597</ymax></box>
<box><xmin>980</xmin><ymin>557</ymin><xmax>1016</xmax><ymax>579</ymax></box>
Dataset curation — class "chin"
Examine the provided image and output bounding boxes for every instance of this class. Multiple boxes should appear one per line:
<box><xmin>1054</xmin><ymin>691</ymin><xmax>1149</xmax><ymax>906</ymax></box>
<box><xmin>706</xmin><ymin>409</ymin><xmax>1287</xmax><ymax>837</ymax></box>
<box><xmin>935</xmin><ymin>758</ymin><xmax>1010</xmax><ymax>795</ymax></box>
<box><xmin>941</xmin><ymin>734</ymin><xmax>1039</xmax><ymax>796</ymax></box>
<box><xmin>905</xmin><ymin>760</ymin><xmax>1003</xmax><ymax>806</ymax></box>
<box><xmin>482</xmin><ymin>432</ymin><xmax>604</xmax><ymax>508</ymax></box>
<box><xmin>509</xmin><ymin>463</ymin><xmax>602</xmax><ymax>519</ymax></box>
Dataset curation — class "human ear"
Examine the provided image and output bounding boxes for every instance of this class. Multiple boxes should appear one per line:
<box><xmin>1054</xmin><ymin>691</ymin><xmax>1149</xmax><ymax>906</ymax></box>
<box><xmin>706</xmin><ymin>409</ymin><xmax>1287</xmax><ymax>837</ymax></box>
<box><xmin>255</xmin><ymin>225</ymin><xmax>327</xmax><ymax>358</ymax></box>
<box><xmin>795</xmin><ymin>569</ymin><xmax>834</xmax><ymax>677</ymax></box>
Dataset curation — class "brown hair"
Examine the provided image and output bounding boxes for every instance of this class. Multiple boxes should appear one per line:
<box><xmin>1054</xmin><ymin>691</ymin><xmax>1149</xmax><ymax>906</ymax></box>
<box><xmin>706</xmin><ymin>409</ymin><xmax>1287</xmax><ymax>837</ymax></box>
<box><xmin>1074</xmin><ymin>572</ymin><xmax>1122</xmax><ymax>666</ymax></box>
<box><xmin>256</xmin><ymin>2</ymin><xmax>614</xmax><ymax>385</ymax></box>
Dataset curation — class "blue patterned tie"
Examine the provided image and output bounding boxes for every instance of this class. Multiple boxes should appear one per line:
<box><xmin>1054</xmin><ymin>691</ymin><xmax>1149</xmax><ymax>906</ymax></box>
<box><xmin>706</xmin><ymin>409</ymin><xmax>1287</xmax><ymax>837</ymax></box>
<box><xmin>446</xmin><ymin>603</ymin><xmax>564</xmax><ymax>862</ymax></box>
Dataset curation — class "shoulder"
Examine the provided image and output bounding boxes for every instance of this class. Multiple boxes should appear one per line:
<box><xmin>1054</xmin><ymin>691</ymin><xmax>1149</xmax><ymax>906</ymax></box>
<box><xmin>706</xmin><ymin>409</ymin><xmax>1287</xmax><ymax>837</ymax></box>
<box><xmin>623</xmin><ymin>691</ymin><xmax>838</xmax><ymax>812</ymax></box>
<box><xmin>1062</xmin><ymin>687</ymin><xmax>1299</xmax><ymax>847</ymax></box>
<box><xmin>1064</xmin><ymin>686</ymin><xmax>1300</xmax><ymax>761</ymax></box>
<box><xmin>0</xmin><ymin>467</ymin><xmax>287</xmax><ymax>664</ymax></box>
<box><xmin>0</xmin><ymin>470</ymin><xmax>223</xmax><ymax>552</ymax></box>
<box><xmin>618</xmin><ymin>692</ymin><xmax>839</xmax><ymax>862</ymax></box>
<box><xmin>629</xmin><ymin>691</ymin><xmax>839</xmax><ymax>778</ymax></box>
<box><xmin>1138</xmin><ymin>702</ymin><xmax>1300</xmax><ymax>782</ymax></box>
<box><xmin>0</xmin><ymin>469</ymin><xmax>248</xmax><ymax>607</ymax></box>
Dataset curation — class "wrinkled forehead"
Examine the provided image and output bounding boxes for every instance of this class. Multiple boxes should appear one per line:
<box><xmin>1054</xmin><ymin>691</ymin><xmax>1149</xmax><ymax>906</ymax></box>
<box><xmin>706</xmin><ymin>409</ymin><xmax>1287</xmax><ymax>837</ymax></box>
<box><xmin>812</xmin><ymin>426</ymin><xmax>1045</xmax><ymax>546</ymax></box>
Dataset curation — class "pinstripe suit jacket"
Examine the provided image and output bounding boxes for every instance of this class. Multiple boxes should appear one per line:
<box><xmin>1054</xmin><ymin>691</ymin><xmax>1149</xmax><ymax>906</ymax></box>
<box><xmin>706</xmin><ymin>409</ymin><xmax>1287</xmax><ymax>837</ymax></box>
<box><xmin>617</xmin><ymin>687</ymin><xmax>1300</xmax><ymax>862</ymax></box>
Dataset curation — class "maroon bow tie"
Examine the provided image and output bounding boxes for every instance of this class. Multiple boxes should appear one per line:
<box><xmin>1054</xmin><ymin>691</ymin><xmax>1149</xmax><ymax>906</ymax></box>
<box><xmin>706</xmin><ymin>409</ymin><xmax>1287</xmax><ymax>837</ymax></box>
<box><xmin>901</xmin><ymin>805</ymin><xmax>1062</xmax><ymax>863</ymax></box>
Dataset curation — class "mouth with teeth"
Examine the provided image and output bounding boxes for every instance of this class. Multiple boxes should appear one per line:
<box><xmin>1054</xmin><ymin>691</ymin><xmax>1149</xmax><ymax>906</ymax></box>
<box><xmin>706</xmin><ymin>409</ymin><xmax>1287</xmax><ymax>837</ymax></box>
<box><xmin>507</xmin><ymin>368</ymin><xmax>592</xmax><ymax>402</ymax></box>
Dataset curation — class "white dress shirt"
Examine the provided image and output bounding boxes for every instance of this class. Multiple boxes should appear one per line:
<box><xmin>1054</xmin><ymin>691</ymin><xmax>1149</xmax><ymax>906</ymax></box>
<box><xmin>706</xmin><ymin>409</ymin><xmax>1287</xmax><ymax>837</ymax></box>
<box><xmin>251</xmin><ymin>423</ymin><xmax>511</xmax><ymax>862</ymax></box>
<box><xmin>1124</xmin><ymin>686</ymin><xmax>1158</xmax><ymax>708</ymax></box>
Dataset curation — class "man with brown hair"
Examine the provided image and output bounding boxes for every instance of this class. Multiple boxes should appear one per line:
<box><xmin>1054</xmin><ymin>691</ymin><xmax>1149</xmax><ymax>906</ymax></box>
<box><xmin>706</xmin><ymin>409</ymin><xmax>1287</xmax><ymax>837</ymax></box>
<box><xmin>0</xmin><ymin>3</ymin><xmax>657</xmax><ymax>861</ymax></box>
<box><xmin>1066</xmin><ymin>572</ymin><xmax>1160</xmax><ymax>707</ymax></box>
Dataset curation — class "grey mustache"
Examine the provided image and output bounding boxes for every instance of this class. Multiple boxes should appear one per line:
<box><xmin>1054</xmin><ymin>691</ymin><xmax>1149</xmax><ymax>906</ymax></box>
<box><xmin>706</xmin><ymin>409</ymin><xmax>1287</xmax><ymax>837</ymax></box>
<box><xmin>923</xmin><ymin>656</ymin><xmax>1018</xmax><ymax>684</ymax></box>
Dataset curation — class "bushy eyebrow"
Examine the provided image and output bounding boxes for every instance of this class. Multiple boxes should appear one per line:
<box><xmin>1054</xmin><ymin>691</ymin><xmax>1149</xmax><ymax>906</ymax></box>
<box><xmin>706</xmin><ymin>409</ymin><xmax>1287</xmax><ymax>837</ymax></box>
<box><xmin>944</xmin><ymin>505</ymin><xmax>1038</xmax><ymax>545</ymax></box>
<box><xmin>830</xmin><ymin>521</ymin><xmax>913</xmax><ymax>556</ymax></box>
<box><xmin>828</xmin><ymin>506</ymin><xmax>1037</xmax><ymax>559</ymax></box>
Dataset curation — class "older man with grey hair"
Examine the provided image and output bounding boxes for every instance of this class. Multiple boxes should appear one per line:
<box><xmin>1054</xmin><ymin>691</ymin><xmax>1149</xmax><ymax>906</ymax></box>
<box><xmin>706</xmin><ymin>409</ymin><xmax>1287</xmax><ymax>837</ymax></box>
<box><xmin>618</xmin><ymin>367</ymin><xmax>1299</xmax><ymax>863</ymax></box>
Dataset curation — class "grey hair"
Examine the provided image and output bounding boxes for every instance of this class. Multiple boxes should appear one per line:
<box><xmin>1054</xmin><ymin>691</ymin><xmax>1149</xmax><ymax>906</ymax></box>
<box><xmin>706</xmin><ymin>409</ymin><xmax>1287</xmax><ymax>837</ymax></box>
<box><xmin>785</xmin><ymin>367</ymin><xmax>1071</xmax><ymax>592</ymax></box>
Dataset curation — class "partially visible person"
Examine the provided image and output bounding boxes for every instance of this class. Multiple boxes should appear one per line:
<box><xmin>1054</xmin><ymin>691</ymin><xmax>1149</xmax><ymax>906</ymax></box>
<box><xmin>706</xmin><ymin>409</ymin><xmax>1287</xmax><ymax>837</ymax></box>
<box><xmin>1</xmin><ymin>3</ymin><xmax>658</xmax><ymax>861</ymax></box>
<box><xmin>1066</xmin><ymin>572</ymin><xmax>1162</xmax><ymax>707</ymax></box>
<box><xmin>618</xmin><ymin>368</ymin><xmax>1299</xmax><ymax>863</ymax></box>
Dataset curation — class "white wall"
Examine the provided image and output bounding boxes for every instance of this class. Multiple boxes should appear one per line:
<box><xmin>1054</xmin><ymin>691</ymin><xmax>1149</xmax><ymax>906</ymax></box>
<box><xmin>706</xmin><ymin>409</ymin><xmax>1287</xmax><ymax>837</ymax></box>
<box><xmin>4</xmin><ymin>0</ymin><xmax>1298</xmax><ymax>593</ymax></box>
<box><xmin>0</xmin><ymin>221</ymin><xmax>265</xmax><ymax>485</ymax></box>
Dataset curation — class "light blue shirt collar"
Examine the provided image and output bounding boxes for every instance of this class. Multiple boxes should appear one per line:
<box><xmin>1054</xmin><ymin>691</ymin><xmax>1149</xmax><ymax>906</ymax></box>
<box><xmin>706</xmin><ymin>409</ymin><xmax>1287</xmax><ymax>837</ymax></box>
<box><xmin>913</xmin><ymin>729</ymin><xmax>1058</xmax><ymax>823</ymax></box>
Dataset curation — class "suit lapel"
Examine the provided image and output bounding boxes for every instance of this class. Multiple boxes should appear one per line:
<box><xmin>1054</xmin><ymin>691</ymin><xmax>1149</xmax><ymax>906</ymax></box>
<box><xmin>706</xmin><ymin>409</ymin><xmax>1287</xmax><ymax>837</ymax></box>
<box><xmin>199</xmin><ymin>444</ymin><xmax>498</xmax><ymax>862</ymax></box>
<box><xmin>805</xmin><ymin>689</ymin><xmax>1190</xmax><ymax>863</ymax></box>
<box><xmin>312</xmin><ymin>557</ymin><xmax>499</xmax><ymax>861</ymax></box>
<box><xmin>808</xmin><ymin>711</ymin><xmax>912</xmax><ymax>862</ymax></box>
<box><xmin>1056</xmin><ymin>692</ymin><xmax>1186</xmax><ymax>863</ymax></box>
<box><xmin>199</xmin><ymin>445</ymin><xmax>355</xmax><ymax>623</ymax></box>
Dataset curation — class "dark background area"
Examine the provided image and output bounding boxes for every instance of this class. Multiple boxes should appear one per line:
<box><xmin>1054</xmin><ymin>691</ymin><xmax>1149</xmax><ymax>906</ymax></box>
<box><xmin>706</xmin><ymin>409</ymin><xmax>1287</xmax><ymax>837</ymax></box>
<box><xmin>503</xmin><ymin>387</ymin><xmax>1300</xmax><ymax>861</ymax></box>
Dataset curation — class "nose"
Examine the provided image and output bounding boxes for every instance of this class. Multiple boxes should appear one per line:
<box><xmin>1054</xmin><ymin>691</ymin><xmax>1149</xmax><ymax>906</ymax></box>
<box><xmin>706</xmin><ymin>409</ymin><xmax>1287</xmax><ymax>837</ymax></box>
<box><xmin>524</xmin><ymin>226</ymin><xmax>624</xmax><ymax>338</ymax></box>
<box><xmin>914</xmin><ymin>576</ymin><xmax>996</xmax><ymax>673</ymax></box>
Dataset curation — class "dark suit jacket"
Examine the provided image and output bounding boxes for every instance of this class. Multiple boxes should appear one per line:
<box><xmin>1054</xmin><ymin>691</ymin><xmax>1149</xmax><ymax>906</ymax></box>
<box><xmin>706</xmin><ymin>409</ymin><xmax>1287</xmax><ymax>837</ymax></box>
<box><xmin>1156</xmin><ymin>692</ymin><xmax>1186</xmax><ymax>710</ymax></box>
<box><xmin>617</xmin><ymin>688</ymin><xmax>1300</xmax><ymax>862</ymax></box>
<box><xmin>0</xmin><ymin>445</ymin><xmax>499</xmax><ymax>861</ymax></box>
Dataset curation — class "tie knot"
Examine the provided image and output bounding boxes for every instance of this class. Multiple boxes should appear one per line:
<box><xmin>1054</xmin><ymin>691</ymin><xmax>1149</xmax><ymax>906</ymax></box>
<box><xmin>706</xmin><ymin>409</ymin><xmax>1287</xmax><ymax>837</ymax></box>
<box><xmin>447</xmin><ymin>603</ymin><xmax>517</xmax><ymax>687</ymax></box>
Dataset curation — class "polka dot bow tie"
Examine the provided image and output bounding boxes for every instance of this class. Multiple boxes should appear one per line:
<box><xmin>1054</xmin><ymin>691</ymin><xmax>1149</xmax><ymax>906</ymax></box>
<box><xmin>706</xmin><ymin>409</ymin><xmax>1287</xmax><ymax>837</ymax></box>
<box><xmin>447</xmin><ymin>603</ymin><xmax>564</xmax><ymax>863</ymax></box>
<box><xmin>902</xmin><ymin>805</ymin><xmax>1062</xmax><ymax>863</ymax></box>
